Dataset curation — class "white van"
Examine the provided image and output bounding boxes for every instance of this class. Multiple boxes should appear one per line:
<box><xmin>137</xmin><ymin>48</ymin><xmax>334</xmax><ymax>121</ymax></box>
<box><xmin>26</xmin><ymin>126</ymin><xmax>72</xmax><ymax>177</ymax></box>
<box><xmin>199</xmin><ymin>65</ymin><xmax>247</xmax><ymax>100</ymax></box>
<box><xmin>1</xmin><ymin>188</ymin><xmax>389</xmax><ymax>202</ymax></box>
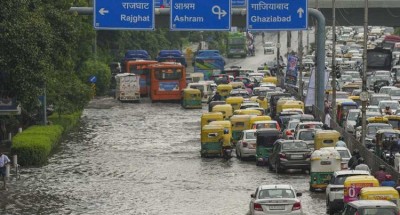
<box><xmin>187</xmin><ymin>81</ymin><xmax>213</xmax><ymax>103</ymax></box>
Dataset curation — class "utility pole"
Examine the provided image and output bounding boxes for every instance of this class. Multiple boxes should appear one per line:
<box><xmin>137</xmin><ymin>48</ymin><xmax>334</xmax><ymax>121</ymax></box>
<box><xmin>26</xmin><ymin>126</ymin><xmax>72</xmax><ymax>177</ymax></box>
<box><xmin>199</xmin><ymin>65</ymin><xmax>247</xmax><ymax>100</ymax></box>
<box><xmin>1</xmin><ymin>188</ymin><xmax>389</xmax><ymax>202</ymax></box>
<box><xmin>361</xmin><ymin>0</ymin><xmax>369</xmax><ymax>146</ymax></box>
<box><xmin>298</xmin><ymin>30</ymin><xmax>304</xmax><ymax>100</ymax></box>
<box><xmin>277</xmin><ymin>32</ymin><xmax>281</xmax><ymax>81</ymax></box>
<box><xmin>332</xmin><ymin>0</ymin><xmax>337</xmax><ymax>123</ymax></box>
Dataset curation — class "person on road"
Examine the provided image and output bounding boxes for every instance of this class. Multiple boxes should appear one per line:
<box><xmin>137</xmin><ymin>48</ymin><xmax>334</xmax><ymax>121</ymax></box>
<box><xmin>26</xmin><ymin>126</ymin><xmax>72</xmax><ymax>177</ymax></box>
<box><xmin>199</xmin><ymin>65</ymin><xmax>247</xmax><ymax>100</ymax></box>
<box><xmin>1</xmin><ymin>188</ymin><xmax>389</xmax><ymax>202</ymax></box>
<box><xmin>381</xmin><ymin>174</ymin><xmax>396</xmax><ymax>187</ymax></box>
<box><xmin>374</xmin><ymin>165</ymin><xmax>389</xmax><ymax>184</ymax></box>
<box><xmin>263</xmin><ymin>63</ymin><xmax>269</xmax><ymax>71</ymax></box>
<box><xmin>354</xmin><ymin>157</ymin><xmax>370</xmax><ymax>173</ymax></box>
<box><xmin>348</xmin><ymin>149</ymin><xmax>361</xmax><ymax>170</ymax></box>
<box><xmin>208</xmin><ymin>92</ymin><xmax>222</xmax><ymax>103</ymax></box>
<box><xmin>0</xmin><ymin>152</ymin><xmax>10</xmax><ymax>190</ymax></box>
<box><xmin>384</xmin><ymin>106</ymin><xmax>393</xmax><ymax>115</ymax></box>
<box><xmin>336</xmin><ymin>137</ymin><xmax>347</xmax><ymax>148</ymax></box>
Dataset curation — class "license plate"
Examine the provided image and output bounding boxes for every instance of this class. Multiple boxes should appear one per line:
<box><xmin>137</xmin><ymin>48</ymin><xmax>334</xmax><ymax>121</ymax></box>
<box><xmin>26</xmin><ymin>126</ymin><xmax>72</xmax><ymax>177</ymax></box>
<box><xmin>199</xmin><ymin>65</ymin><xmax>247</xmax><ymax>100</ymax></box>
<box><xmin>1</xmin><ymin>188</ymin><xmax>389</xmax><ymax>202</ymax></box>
<box><xmin>269</xmin><ymin>205</ymin><xmax>285</xmax><ymax>210</ymax></box>
<box><xmin>291</xmin><ymin>155</ymin><xmax>303</xmax><ymax>159</ymax></box>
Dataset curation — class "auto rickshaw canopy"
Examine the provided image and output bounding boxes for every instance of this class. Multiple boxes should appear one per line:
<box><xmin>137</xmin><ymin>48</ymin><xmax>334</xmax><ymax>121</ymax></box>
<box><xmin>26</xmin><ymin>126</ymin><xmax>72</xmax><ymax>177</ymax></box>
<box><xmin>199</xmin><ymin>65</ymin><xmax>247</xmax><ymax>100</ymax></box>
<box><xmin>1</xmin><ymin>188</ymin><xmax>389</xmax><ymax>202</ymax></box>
<box><xmin>233</xmin><ymin>109</ymin><xmax>263</xmax><ymax>116</ymax></box>
<box><xmin>359</xmin><ymin>187</ymin><xmax>399</xmax><ymax>201</ymax></box>
<box><xmin>367</xmin><ymin>116</ymin><xmax>389</xmax><ymax>124</ymax></box>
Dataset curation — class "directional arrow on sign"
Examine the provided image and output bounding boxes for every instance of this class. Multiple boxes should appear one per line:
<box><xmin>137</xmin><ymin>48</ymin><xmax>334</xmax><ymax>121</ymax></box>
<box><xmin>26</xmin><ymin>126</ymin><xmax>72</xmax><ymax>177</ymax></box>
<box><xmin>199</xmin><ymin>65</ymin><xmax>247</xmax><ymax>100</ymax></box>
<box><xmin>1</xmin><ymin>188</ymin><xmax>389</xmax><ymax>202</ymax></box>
<box><xmin>212</xmin><ymin>5</ymin><xmax>227</xmax><ymax>20</ymax></box>
<box><xmin>99</xmin><ymin>8</ymin><xmax>109</xmax><ymax>15</ymax></box>
<box><xmin>297</xmin><ymin>8</ymin><xmax>304</xmax><ymax>18</ymax></box>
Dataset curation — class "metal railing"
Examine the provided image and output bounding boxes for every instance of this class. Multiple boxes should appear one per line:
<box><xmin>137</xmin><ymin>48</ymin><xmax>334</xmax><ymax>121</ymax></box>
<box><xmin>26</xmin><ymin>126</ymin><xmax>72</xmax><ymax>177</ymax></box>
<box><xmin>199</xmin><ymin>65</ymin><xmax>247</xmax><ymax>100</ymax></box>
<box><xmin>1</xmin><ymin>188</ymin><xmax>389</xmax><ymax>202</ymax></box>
<box><xmin>313</xmin><ymin>105</ymin><xmax>400</xmax><ymax>180</ymax></box>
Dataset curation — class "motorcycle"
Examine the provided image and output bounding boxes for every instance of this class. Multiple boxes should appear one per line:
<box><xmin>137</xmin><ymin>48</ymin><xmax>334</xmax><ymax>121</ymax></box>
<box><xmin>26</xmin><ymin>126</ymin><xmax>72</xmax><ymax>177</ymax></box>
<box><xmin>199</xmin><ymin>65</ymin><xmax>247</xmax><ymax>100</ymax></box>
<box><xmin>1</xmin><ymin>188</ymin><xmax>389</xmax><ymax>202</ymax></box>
<box><xmin>222</xmin><ymin>147</ymin><xmax>233</xmax><ymax>160</ymax></box>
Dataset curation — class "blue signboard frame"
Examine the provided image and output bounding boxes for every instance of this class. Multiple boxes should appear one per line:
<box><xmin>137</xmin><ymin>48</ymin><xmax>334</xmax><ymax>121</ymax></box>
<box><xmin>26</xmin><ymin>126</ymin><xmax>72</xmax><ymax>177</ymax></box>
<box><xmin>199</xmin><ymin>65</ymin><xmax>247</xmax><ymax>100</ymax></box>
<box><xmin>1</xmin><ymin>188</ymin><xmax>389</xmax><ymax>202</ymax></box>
<box><xmin>247</xmin><ymin>0</ymin><xmax>307</xmax><ymax>31</ymax></box>
<box><xmin>232</xmin><ymin>0</ymin><xmax>246</xmax><ymax>7</ymax></box>
<box><xmin>94</xmin><ymin>0</ymin><xmax>155</xmax><ymax>30</ymax></box>
<box><xmin>155</xmin><ymin>0</ymin><xmax>171</xmax><ymax>7</ymax></box>
<box><xmin>170</xmin><ymin>0</ymin><xmax>231</xmax><ymax>31</ymax></box>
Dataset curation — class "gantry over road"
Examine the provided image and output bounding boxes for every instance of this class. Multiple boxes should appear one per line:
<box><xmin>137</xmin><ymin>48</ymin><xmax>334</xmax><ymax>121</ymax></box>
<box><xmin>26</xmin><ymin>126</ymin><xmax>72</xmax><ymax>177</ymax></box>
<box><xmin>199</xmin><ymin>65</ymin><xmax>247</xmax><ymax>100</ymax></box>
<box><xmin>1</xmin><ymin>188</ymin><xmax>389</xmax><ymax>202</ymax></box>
<box><xmin>71</xmin><ymin>0</ymin><xmax>400</xmax><ymax>27</ymax></box>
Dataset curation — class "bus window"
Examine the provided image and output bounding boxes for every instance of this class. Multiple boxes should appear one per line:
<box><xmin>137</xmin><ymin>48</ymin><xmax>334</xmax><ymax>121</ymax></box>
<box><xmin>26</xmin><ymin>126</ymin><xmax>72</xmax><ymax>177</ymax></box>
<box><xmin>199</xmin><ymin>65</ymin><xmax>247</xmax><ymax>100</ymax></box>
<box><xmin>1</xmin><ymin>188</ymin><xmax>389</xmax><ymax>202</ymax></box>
<box><xmin>155</xmin><ymin>69</ymin><xmax>182</xmax><ymax>80</ymax></box>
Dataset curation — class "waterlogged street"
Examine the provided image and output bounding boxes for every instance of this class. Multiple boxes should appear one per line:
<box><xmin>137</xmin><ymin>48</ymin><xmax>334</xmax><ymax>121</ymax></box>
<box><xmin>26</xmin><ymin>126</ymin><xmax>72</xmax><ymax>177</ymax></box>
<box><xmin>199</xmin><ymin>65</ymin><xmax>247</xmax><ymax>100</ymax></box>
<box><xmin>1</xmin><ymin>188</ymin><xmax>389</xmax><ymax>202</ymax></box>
<box><xmin>0</xmin><ymin>32</ymin><xmax>328</xmax><ymax>215</ymax></box>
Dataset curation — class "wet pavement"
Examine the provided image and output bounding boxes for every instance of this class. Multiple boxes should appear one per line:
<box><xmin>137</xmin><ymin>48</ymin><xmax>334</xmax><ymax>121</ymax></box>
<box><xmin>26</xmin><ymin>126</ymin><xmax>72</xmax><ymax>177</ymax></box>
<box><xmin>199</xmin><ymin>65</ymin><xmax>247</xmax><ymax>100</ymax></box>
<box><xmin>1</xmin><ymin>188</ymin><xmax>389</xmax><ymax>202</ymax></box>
<box><xmin>0</xmin><ymin>32</ymin><xmax>327</xmax><ymax>215</ymax></box>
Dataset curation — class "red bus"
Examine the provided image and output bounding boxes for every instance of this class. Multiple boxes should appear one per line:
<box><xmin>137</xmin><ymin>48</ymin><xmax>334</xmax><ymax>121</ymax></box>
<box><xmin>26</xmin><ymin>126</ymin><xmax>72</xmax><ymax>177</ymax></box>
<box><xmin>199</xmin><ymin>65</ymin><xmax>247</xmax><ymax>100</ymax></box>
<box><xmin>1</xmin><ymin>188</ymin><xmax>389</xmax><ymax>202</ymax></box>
<box><xmin>147</xmin><ymin>62</ymin><xmax>186</xmax><ymax>102</ymax></box>
<box><xmin>125</xmin><ymin>60</ymin><xmax>158</xmax><ymax>96</ymax></box>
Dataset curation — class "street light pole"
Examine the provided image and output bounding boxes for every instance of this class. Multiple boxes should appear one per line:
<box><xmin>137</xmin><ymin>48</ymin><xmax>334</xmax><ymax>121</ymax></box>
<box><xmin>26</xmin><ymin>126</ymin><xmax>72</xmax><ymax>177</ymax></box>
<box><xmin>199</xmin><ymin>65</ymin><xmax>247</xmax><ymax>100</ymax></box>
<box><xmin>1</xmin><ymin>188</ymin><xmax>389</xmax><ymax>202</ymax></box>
<box><xmin>332</xmin><ymin>0</ymin><xmax>337</xmax><ymax>122</ymax></box>
<box><xmin>298</xmin><ymin>30</ymin><xmax>304</xmax><ymax>100</ymax></box>
<box><xmin>361</xmin><ymin>0</ymin><xmax>369</xmax><ymax>146</ymax></box>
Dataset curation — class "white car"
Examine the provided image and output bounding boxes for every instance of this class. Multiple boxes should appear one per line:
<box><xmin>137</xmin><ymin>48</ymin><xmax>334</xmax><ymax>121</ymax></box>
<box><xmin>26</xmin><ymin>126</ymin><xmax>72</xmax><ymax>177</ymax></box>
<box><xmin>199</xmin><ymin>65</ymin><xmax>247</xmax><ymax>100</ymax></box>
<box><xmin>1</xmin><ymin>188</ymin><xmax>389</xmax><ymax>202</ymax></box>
<box><xmin>236</xmin><ymin>129</ymin><xmax>257</xmax><ymax>160</ymax></box>
<box><xmin>325</xmin><ymin>170</ymin><xmax>370</xmax><ymax>215</ymax></box>
<box><xmin>321</xmin><ymin>147</ymin><xmax>351</xmax><ymax>169</ymax></box>
<box><xmin>263</xmin><ymin>42</ymin><xmax>275</xmax><ymax>54</ymax></box>
<box><xmin>249</xmin><ymin>184</ymin><xmax>303</xmax><ymax>215</ymax></box>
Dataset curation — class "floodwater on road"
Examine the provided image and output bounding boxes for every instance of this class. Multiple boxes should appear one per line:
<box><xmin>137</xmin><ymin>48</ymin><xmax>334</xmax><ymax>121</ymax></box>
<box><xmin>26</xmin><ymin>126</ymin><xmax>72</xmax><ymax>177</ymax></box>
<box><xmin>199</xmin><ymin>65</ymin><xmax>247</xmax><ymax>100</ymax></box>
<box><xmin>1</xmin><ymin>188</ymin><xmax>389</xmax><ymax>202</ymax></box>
<box><xmin>0</xmin><ymin>97</ymin><xmax>326</xmax><ymax>215</ymax></box>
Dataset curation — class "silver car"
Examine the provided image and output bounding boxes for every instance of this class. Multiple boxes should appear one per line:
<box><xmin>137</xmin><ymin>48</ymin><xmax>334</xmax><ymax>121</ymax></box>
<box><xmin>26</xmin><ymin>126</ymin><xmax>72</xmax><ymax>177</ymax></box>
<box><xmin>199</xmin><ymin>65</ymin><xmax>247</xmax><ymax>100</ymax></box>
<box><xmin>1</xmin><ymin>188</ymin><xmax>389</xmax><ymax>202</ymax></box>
<box><xmin>236</xmin><ymin>129</ymin><xmax>257</xmax><ymax>160</ymax></box>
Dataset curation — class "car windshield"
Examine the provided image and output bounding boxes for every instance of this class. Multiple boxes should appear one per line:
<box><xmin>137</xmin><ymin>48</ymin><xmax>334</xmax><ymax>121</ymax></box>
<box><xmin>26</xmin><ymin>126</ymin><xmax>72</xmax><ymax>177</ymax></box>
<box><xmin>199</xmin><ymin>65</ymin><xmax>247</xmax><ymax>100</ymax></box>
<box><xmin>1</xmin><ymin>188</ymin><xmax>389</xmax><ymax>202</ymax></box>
<box><xmin>378</xmin><ymin>102</ymin><xmax>399</xmax><ymax>110</ymax></box>
<box><xmin>362</xmin><ymin>208</ymin><xmax>398</xmax><ymax>215</ymax></box>
<box><xmin>298</xmin><ymin>131</ymin><xmax>314</xmax><ymax>141</ymax></box>
<box><xmin>367</xmin><ymin>125</ymin><xmax>393</xmax><ymax>135</ymax></box>
<box><xmin>258</xmin><ymin>189</ymin><xmax>295</xmax><ymax>199</ymax></box>
<box><xmin>370</xmin><ymin>96</ymin><xmax>390</xmax><ymax>106</ymax></box>
<box><xmin>288</xmin><ymin>121</ymin><xmax>300</xmax><ymax>129</ymax></box>
<box><xmin>256</xmin><ymin>123</ymin><xmax>277</xmax><ymax>129</ymax></box>
<box><xmin>390</xmin><ymin>89</ymin><xmax>400</xmax><ymax>96</ymax></box>
<box><xmin>337</xmin><ymin>150</ymin><xmax>351</xmax><ymax>159</ymax></box>
<box><xmin>282</xmin><ymin>142</ymin><xmax>308</xmax><ymax>150</ymax></box>
<box><xmin>332</xmin><ymin>174</ymin><xmax>367</xmax><ymax>185</ymax></box>
<box><xmin>367</xmin><ymin>107</ymin><xmax>379</xmax><ymax>112</ymax></box>
<box><xmin>347</xmin><ymin>111</ymin><xmax>359</xmax><ymax>121</ymax></box>
<box><xmin>245</xmin><ymin>132</ymin><xmax>256</xmax><ymax>140</ymax></box>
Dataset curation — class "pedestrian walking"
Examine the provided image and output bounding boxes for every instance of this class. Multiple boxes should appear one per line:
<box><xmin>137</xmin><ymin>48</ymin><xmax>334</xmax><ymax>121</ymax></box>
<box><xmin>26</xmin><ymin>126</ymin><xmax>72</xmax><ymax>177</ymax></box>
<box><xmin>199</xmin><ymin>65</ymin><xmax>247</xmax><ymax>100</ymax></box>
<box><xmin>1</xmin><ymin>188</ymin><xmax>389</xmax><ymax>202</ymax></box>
<box><xmin>348</xmin><ymin>149</ymin><xmax>361</xmax><ymax>170</ymax></box>
<box><xmin>0</xmin><ymin>152</ymin><xmax>10</xmax><ymax>190</ymax></box>
<box><xmin>374</xmin><ymin>165</ymin><xmax>389</xmax><ymax>184</ymax></box>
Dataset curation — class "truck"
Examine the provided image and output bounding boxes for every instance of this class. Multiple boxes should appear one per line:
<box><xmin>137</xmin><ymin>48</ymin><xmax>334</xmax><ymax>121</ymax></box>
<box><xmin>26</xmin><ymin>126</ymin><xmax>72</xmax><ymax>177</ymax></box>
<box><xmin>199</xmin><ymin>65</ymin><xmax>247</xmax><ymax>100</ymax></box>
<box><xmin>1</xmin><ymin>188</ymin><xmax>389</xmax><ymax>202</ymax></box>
<box><xmin>227</xmin><ymin>32</ymin><xmax>247</xmax><ymax>58</ymax></box>
<box><xmin>115</xmin><ymin>73</ymin><xmax>140</xmax><ymax>102</ymax></box>
<box><xmin>193</xmin><ymin>50</ymin><xmax>225</xmax><ymax>80</ymax></box>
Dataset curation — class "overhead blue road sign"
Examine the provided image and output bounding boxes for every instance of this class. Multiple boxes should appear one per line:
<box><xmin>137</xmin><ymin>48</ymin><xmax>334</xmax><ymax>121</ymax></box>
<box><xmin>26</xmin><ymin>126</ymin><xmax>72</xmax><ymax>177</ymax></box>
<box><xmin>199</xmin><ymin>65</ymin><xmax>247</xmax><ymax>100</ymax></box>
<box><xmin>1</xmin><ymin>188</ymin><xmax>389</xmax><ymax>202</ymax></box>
<box><xmin>232</xmin><ymin>0</ymin><xmax>246</xmax><ymax>7</ymax></box>
<box><xmin>155</xmin><ymin>0</ymin><xmax>171</xmax><ymax>8</ymax></box>
<box><xmin>94</xmin><ymin>0</ymin><xmax>154</xmax><ymax>30</ymax></box>
<box><xmin>247</xmin><ymin>0</ymin><xmax>307</xmax><ymax>31</ymax></box>
<box><xmin>170</xmin><ymin>0</ymin><xmax>231</xmax><ymax>31</ymax></box>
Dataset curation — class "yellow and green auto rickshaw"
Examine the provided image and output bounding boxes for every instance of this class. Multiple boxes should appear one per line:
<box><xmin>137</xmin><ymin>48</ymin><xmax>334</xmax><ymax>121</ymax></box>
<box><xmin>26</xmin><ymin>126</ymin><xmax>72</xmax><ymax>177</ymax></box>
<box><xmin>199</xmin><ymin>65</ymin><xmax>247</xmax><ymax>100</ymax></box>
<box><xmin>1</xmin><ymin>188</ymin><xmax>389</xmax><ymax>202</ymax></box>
<box><xmin>212</xmin><ymin>104</ymin><xmax>233</xmax><ymax>120</ymax></box>
<box><xmin>250</xmin><ymin>96</ymin><xmax>268</xmax><ymax>110</ymax></box>
<box><xmin>249</xmin><ymin>115</ymin><xmax>272</xmax><ymax>129</ymax></box>
<box><xmin>367</xmin><ymin>116</ymin><xmax>389</xmax><ymax>124</ymax></box>
<box><xmin>209</xmin><ymin>120</ymin><xmax>233</xmax><ymax>151</ymax></box>
<box><xmin>233</xmin><ymin>109</ymin><xmax>263</xmax><ymax>116</ymax></box>
<box><xmin>344</xmin><ymin>175</ymin><xmax>379</xmax><ymax>204</ymax></box>
<box><xmin>348</xmin><ymin>95</ymin><xmax>361</xmax><ymax>107</ymax></box>
<box><xmin>359</xmin><ymin>187</ymin><xmax>400</xmax><ymax>206</ymax></box>
<box><xmin>314</xmin><ymin>130</ymin><xmax>340</xmax><ymax>150</ymax></box>
<box><xmin>225</xmin><ymin>96</ymin><xmax>244</xmax><ymax>111</ymax></box>
<box><xmin>384</xmin><ymin>115</ymin><xmax>400</xmax><ymax>130</ymax></box>
<box><xmin>181</xmin><ymin>88</ymin><xmax>202</xmax><ymax>109</ymax></box>
<box><xmin>262</xmin><ymin>76</ymin><xmax>278</xmax><ymax>85</ymax></box>
<box><xmin>230</xmin><ymin>115</ymin><xmax>252</xmax><ymax>145</ymax></box>
<box><xmin>201</xmin><ymin>112</ymin><xmax>224</xmax><ymax>131</ymax></box>
<box><xmin>336</xmin><ymin>100</ymin><xmax>358</xmax><ymax>126</ymax></box>
<box><xmin>255</xmin><ymin>128</ymin><xmax>281</xmax><ymax>166</ymax></box>
<box><xmin>216</xmin><ymin>84</ymin><xmax>233</xmax><ymax>100</ymax></box>
<box><xmin>281</xmin><ymin>100</ymin><xmax>305</xmax><ymax>113</ymax></box>
<box><xmin>200</xmin><ymin>124</ymin><xmax>224</xmax><ymax>157</ymax></box>
<box><xmin>276</xmin><ymin>98</ymin><xmax>295</xmax><ymax>115</ymax></box>
<box><xmin>309</xmin><ymin>148</ymin><xmax>341</xmax><ymax>192</ymax></box>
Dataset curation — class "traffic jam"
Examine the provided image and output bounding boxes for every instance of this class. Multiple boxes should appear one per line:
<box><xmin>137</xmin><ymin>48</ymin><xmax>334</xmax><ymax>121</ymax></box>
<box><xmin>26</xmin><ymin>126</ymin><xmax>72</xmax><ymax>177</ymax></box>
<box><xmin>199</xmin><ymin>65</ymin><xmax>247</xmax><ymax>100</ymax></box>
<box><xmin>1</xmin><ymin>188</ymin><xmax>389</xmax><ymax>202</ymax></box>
<box><xmin>183</xmin><ymin>27</ymin><xmax>400</xmax><ymax>214</ymax></box>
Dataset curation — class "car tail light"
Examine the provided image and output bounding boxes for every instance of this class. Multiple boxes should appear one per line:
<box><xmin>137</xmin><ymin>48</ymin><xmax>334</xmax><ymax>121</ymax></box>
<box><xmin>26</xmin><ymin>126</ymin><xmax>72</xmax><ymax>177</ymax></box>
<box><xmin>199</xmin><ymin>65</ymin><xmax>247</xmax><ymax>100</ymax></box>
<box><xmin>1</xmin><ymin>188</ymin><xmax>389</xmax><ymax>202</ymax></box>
<box><xmin>285</xmin><ymin>130</ymin><xmax>292</xmax><ymax>135</ymax></box>
<box><xmin>292</xmin><ymin>201</ymin><xmax>301</xmax><ymax>211</ymax></box>
<box><xmin>242</xmin><ymin>142</ymin><xmax>248</xmax><ymax>147</ymax></box>
<box><xmin>279</xmin><ymin>153</ymin><xmax>286</xmax><ymax>159</ymax></box>
<box><xmin>254</xmin><ymin>203</ymin><xmax>263</xmax><ymax>211</ymax></box>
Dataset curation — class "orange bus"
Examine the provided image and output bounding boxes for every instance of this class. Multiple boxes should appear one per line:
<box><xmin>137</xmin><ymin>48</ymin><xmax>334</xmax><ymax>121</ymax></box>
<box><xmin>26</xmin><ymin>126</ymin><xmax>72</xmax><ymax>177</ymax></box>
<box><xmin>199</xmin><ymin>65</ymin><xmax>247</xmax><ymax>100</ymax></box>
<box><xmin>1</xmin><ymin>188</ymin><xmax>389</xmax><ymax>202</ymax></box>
<box><xmin>147</xmin><ymin>62</ymin><xmax>186</xmax><ymax>102</ymax></box>
<box><xmin>125</xmin><ymin>60</ymin><xmax>158</xmax><ymax>96</ymax></box>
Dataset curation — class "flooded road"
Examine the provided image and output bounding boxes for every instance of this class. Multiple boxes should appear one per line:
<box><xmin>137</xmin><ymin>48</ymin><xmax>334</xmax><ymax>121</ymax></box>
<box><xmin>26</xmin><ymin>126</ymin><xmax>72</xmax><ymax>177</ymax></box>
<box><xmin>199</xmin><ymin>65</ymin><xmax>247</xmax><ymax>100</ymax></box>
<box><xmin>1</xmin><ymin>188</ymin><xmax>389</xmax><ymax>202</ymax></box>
<box><xmin>0</xmin><ymin>32</ymin><xmax>325</xmax><ymax>215</ymax></box>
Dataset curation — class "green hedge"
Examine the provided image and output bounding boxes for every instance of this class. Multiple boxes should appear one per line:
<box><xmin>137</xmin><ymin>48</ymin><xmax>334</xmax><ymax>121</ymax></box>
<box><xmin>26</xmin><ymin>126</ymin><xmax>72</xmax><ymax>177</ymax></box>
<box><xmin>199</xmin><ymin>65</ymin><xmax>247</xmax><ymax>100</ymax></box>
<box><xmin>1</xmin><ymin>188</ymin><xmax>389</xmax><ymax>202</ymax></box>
<box><xmin>11</xmin><ymin>111</ymin><xmax>82</xmax><ymax>166</ymax></box>
<box><xmin>48</xmin><ymin>111</ymin><xmax>82</xmax><ymax>132</ymax></box>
